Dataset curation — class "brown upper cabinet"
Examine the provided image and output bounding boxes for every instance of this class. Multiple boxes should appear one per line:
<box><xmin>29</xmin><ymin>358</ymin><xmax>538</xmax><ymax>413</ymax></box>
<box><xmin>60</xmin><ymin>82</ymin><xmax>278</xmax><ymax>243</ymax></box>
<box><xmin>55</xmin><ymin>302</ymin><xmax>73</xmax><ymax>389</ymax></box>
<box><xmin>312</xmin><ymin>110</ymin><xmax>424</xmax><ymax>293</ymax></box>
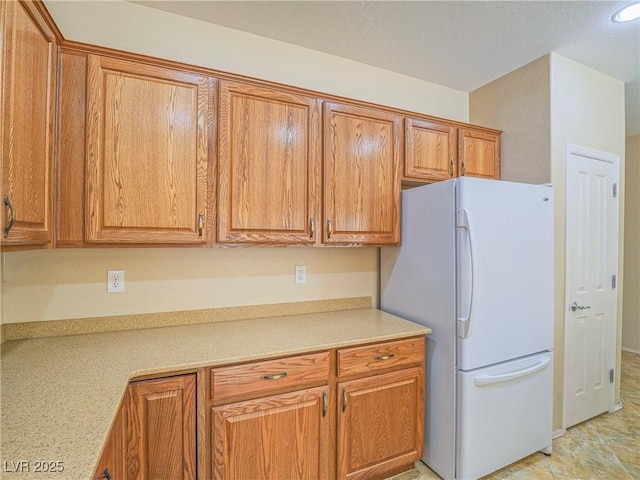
<box><xmin>404</xmin><ymin>118</ymin><xmax>456</xmax><ymax>182</ymax></box>
<box><xmin>458</xmin><ymin>127</ymin><xmax>501</xmax><ymax>179</ymax></box>
<box><xmin>217</xmin><ymin>80</ymin><xmax>321</xmax><ymax>245</ymax></box>
<box><xmin>84</xmin><ymin>54</ymin><xmax>215</xmax><ymax>244</ymax></box>
<box><xmin>404</xmin><ymin>119</ymin><xmax>501</xmax><ymax>183</ymax></box>
<box><xmin>323</xmin><ymin>102</ymin><xmax>402</xmax><ymax>246</ymax></box>
<box><xmin>1</xmin><ymin>0</ymin><xmax>57</xmax><ymax>248</ymax></box>
<box><xmin>37</xmin><ymin>2</ymin><xmax>500</xmax><ymax>249</ymax></box>
<box><xmin>218</xmin><ymin>83</ymin><xmax>402</xmax><ymax>247</ymax></box>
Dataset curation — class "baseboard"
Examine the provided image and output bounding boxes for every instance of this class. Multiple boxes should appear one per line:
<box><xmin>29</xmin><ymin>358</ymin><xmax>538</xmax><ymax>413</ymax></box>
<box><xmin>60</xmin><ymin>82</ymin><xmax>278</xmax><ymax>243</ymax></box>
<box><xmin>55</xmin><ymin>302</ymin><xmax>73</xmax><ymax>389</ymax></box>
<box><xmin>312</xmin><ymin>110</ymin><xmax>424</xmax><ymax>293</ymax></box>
<box><xmin>610</xmin><ymin>401</ymin><xmax>623</xmax><ymax>413</ymax></box>
<box><xmin>552</xmin><ymin>428</ymin><xmax>566</xmax><ymax>439</ymax></box>
<box><xmin>622</xmin><ymin>346</ymin><xmax>640</xmax><ymax>355</ymax></box>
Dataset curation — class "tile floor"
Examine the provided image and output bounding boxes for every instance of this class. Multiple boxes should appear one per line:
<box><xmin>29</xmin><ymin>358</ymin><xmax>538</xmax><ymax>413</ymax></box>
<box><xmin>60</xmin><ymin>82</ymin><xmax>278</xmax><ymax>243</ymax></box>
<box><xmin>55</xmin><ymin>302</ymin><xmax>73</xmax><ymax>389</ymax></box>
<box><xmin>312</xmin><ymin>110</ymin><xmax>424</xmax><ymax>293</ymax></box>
<box><xmin>392</xmin><ymin>350</ymin><xmax>640</xmax><ymax>480</ymax></box>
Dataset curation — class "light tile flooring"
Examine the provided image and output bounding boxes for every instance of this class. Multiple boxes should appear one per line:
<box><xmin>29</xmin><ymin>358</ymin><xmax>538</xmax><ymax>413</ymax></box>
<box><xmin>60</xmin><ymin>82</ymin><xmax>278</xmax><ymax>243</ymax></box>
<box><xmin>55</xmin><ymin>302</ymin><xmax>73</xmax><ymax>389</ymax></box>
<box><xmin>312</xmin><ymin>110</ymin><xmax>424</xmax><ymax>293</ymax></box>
<box><xmin>392</xmin><ymin>350</ymin><xmax>640</xmax><ymax>480</ymax></box>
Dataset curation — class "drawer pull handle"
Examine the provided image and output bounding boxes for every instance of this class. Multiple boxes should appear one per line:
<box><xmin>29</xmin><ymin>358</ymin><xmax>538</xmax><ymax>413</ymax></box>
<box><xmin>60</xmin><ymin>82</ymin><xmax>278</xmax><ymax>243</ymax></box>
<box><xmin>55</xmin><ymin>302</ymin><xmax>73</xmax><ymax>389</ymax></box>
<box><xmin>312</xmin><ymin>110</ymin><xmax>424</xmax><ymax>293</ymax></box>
<box><xmin>100</xmin><ymin>469</ymin><xmax>112</xmax><ymax>480</ymax></box>
<box><xmin>261</xmin><ymin>372</ymin><xmax>288</xmax><ymax>380</ymax></box>
<box><xmin>322</xmin><ymin>391</ymin><xmax>328</xmax><ymax>417</ymax></box>
<box><xmin>342</xmin><ymin>388</ymin><xmax>347</xmax><ymax>413</ymax></box>
<box><xmin>374</xmin><ymin>354</ymin><xmax>395</xmax><ymax>361</ymax></box>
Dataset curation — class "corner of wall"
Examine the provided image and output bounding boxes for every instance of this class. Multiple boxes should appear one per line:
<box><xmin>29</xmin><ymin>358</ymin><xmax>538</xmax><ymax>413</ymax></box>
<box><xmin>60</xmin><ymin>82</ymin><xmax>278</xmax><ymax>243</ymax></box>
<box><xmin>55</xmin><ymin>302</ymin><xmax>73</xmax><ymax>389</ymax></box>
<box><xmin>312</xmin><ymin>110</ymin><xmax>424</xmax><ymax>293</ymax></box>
<box><xmin>623</xmin><ymin>134</ymin><xmax>640</xmax><ymax>351</ymax></box>
<box><xmin>469</xmin><ymin>55</ymin><xmax>551</xmax><ymax>184</ymax></box>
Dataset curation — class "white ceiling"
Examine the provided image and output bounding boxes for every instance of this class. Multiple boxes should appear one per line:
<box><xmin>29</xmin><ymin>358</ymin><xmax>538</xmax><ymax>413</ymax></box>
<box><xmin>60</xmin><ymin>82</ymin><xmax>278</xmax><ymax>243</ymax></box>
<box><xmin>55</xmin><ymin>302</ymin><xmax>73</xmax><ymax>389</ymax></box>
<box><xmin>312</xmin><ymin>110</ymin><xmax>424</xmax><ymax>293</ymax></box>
<box><xmin>135</xmin><ymin>1</ymin><xmax>640</xmax><ymax>136</ymax></box>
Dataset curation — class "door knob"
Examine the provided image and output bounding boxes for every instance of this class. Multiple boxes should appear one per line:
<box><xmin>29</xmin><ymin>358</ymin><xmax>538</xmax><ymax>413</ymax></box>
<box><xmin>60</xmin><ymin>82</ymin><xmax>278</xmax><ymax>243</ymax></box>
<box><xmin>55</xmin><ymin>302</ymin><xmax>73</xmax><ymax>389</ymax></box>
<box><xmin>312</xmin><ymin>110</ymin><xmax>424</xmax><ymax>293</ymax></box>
<box><xmin>570</xmin><ymin>302</ymin><xmax>591</xmax><ymax>312</ymax></box>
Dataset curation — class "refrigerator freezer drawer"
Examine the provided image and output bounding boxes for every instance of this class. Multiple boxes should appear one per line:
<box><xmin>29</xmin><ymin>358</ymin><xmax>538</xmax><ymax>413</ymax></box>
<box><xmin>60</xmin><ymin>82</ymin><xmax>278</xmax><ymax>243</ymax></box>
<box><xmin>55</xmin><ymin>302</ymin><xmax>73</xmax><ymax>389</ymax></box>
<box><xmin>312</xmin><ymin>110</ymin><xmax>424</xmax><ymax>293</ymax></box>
<box><xmin>456</xmin><ymin>352</ymin><xmax>553</xmax><ymax>480</ymax></box>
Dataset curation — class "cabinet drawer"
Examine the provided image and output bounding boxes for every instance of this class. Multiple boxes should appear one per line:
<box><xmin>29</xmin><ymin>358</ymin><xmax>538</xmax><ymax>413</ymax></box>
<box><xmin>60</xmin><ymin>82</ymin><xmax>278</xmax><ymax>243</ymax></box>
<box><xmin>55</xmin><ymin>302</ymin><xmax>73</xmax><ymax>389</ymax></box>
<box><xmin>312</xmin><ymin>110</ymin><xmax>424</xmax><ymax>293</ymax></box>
<box><xmin>211</xmin><ymin>351</ymin><xmax>330</xmax><ymax>400</ymax></box>
<box><xmin>337</xmin><ymin>337</ymin><xmax>424</xmax><ymax>377</ymax></box>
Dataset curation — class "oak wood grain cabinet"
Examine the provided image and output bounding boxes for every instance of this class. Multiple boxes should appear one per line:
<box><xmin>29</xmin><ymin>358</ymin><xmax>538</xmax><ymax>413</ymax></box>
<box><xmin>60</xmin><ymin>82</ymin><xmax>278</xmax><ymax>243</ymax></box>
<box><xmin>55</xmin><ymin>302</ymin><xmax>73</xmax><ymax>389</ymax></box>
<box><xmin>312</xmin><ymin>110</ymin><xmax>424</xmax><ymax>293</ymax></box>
<box><xmin>404</xmin><ymin>119</ymin><xmax>501</xmax><ymax>183</ymax></box>
<box><xmin>93</xmin><ymin>399</ymin><xmax>126</xmax><ymax>480</ymax></box>
<box><xmin>210</xmin><ymin>351</ymin><xmax>332</xmax><ymax>480</ymax></box>
<box><xmin>458</xmin><ymin>127</ymin><xmax>501</xmax><ymax>180</ymax></box>
<box><xmin>94</xmin><ymin>374</ymin><xmax>197</xmax><ymax>480</ymax></box>
<box><xmin>212</xmin><ymin>387</ymin><xmax>331</xmax><ymax>480</ymax></box>
<box><xmin>323</xmin><ymin>102</ymin><xmax>402</xmax><ymax>246</ymax></box>
<box><xmin>336</xmin><ymin>338</ymin><xmax>425</xmax><ymax>480</ymax></box>
<box><xmin>84</xmin><ymin>54</ymin><xmax>215</xmax><ymax>244</ymax></box>
<box><xmin>94</xmin><ymin>339</ymin><xmax>425</xmax><ymax>480</ymax></box>
<box><xmin>217</xmin><ymin>80</ymin><xmax>321</xmax><ymax>245</ymax></box>
<box><xmin>0</xmin><ymin>0</ymin><xmax>57</xmax><ymax>247</ymax></box>
<box><xmin>404</xmin><ymin>118</ymin><xmax>456</xmax><ymax>182</ymax></box>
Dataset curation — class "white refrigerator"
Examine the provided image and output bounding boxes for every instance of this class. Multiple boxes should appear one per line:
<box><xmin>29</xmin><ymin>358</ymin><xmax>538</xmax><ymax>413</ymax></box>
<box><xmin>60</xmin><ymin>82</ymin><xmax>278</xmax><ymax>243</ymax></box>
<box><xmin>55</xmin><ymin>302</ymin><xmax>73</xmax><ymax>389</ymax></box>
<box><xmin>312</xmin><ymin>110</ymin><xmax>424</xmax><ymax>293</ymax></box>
<box><xmin>381</xmin><ymin>177</ymin><xmax>554</xmax><ymax>480</ymax></box>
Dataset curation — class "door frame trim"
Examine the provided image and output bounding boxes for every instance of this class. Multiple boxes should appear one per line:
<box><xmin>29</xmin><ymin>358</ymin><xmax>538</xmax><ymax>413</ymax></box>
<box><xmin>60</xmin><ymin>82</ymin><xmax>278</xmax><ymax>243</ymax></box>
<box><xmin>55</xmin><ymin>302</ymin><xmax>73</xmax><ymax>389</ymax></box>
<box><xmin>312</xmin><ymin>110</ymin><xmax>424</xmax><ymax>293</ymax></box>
<box><xmin>563</xmin><ymin>143</ymin><xmax>620</xmax><ymax>428</ymax></box>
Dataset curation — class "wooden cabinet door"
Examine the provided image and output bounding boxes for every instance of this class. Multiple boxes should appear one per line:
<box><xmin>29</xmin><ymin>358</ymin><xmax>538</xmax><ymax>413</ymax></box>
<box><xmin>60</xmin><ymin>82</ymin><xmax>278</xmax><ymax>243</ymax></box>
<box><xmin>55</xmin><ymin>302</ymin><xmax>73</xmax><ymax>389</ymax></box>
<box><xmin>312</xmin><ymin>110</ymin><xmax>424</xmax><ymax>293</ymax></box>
<box><xmin>93</xmin><ymin>399</ymin><xmax>126</xmax><ymax>480</ymax></box>
<box><xmin>458</xmin><ymin>128</ymin><xmax>501</xmax><ymax>179</ymax></box>
<box><xmin>126</xmin><ymin>374</ymin><xmax>197</xmax><ymax>480</ymax></box>
<box><xmin>1</xmin><ymin>0</ymin><xmax>56</xmax><ymax>246</ymax></box>
<box><xmin>218</xmin><ymin>80</ymin><xmax>321</xmax><ymax>244</ymax></box>
<box><xmin>405</xmin><ymin>118</ymin><xmax>456</xmax><ymax>181</ymax></box>
<box><xmin>212</xmin><ymin>386</ymin><xmax>330</xmax><ymax>480</ymax></box>
<box><xmin>85</xmin><ymin>55</ymin><xmax>213</xmax><ymax>244</ymax></box>
<box><xmin>323</xmin><ymin>102</ymin><xmax>401</xmax><ymax>245</ymax></box>
<box><xmin>337</xmin><ymin>367</ymin><xmax>424</xmax><ymax>480</ymax></box>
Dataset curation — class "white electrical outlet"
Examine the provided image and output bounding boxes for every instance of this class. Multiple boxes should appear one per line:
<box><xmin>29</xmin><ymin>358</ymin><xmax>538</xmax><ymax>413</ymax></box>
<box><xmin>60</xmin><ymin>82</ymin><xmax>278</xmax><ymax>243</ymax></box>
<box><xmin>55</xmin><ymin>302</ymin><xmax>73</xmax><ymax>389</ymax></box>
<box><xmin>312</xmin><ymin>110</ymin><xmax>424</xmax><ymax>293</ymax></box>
<box><xmin>107</xmin><ymin>270</ymin><xmax>125</xmax><ymax>293</ymax></box>
<box><xmin>295</xmin><ymin>265</ymin><xmax>307</xmax><ymax>284</ymax></box>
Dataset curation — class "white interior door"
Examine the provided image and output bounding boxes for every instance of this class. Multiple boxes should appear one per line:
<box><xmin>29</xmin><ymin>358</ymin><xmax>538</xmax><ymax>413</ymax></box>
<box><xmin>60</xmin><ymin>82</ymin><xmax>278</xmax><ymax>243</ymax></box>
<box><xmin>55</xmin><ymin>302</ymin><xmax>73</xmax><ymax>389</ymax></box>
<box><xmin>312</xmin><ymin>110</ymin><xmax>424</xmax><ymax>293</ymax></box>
<box><xmin>564</xmin><ymin>144</ymin><xmax>619</xmax><ymax>429</ymax></box>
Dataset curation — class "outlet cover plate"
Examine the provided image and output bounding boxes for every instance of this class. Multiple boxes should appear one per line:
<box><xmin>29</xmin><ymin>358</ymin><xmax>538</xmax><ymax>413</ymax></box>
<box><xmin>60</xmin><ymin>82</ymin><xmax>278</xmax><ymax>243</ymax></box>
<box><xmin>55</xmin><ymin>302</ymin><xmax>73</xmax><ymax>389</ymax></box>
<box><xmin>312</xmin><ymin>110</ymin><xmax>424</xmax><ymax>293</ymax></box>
<box><xmin>295</xmin><ymin>265</ymin><xmax>306</xmax><ymax>284</ymax></box>
<box><xmin>107</xmin><ymin>270</ymin><xmax>125</xmax><ymax>293</ymax></box>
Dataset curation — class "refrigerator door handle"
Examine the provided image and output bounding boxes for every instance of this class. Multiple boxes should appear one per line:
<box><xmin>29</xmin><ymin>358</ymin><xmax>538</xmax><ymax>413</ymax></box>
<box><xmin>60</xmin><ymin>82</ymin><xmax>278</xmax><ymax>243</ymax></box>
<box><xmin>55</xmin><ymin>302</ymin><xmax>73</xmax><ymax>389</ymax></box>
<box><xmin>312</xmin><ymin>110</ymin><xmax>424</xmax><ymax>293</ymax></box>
<box><xmin>473</xmin><ymin>357</ymin><xmax>551</xmax><ymax>386</ymax></box>
<box><xmin>456</xmin><ymin>208</ymin><xmax>474</xmax><ymax>338</ymax></box>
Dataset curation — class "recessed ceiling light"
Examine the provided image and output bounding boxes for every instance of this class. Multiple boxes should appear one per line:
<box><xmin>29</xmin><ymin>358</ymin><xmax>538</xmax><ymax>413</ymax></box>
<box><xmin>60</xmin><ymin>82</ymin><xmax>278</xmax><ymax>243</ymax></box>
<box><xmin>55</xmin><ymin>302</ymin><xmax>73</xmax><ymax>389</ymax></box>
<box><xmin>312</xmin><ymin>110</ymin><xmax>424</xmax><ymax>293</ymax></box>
<box><xmin>612</xmin><ymin>2</ymin><xmax>640</xmax><ymax>22</ymax></box>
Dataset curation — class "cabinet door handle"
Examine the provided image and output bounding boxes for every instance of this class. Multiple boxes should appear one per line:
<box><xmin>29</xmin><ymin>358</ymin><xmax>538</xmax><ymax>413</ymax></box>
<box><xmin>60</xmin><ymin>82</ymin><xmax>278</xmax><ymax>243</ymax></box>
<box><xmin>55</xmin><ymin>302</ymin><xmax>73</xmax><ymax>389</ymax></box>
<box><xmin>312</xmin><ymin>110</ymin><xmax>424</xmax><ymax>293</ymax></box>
<box><xmin>461</xmin><ymin>162</ymin><xmax>467</xmax><ymax>176</ymax></box>
<box><xmin>198</xmin><ymin>213</ymin><xmax>204</xmax><ymax>239</ymax></box>
<box><xmin>341</xmin><ymin>388</ymin><xmax>347</xmax><ymax>413</ymax></box>
<box><xmin>322</xmin><ymin>391</ymin><xmax>328</xmax><ymax>417</ymax></box>
<box><xmin>327</xmin><ymin>219</ymin><xmax>332</xmax><ymax>239</ymax></box>
<box><xmin>3</xmin><ymin>195</ymin><xmax>15</xmax><ymax>238</ymax></box>
<box><xmin>450</xmin><ymin>160</ymin><xmax>455</xmax><ymax>177</ymax></box>
<box><xmin>309</xmin><ymin>218</ymin><xmax>315</xmax><ymax>239</ymax></box>
<box><xmin>100</xmin><ymin>468</ymin><xmax>112</xmax><ymax>480</ymax></box>
<box><xmin>261</xmin><ymin>372</ymin><xmax>288</xmax><ymax>380</ymax></box>
<box><xmin>374</xmin><ymin>353</ymin><xmax>395</xmax><ymax>361</ymax></box>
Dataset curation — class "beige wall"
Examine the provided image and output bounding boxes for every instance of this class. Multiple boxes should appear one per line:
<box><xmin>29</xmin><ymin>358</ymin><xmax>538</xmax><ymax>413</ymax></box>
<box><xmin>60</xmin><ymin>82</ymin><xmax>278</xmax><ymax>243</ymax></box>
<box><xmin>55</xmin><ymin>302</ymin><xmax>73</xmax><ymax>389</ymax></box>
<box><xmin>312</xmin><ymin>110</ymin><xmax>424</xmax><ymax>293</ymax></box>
<box><xmin>43</xmin><ymin>0</ymin><xmax>468</xmax><ymax>122</ymax></box>
<box><xmin>550</xmin><ymin>53</ymin><xmax>626</xmax><ymax>421</ymax></box>
<box><xmin>469</xmin><ymin>53</ymin><xmax>626</xmax><ymax>433</ymax></box>
<box><xmin>470</xmin><ymin>55</ymin><xmax>551</xmax><ymax>184</ymax></box>
<box><xmin>623</xmin><ymin>134</ymin><xmax>640</xmax><ymax>352</ymax></box>
<box><xmin>1</xmin><ymin>1</ymin><xmax>470</xmax><ymax>327</ymax></box>
<box><xmin>2</xmin><ymin>248</ymin><xmax>378</xmax><ymax>323</ymax></box>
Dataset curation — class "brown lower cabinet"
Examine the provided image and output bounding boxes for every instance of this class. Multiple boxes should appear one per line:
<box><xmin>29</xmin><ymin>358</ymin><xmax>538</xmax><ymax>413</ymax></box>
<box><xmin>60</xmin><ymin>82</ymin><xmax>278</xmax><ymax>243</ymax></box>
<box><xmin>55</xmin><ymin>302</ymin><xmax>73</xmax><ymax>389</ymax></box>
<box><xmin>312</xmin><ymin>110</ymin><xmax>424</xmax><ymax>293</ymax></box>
<box><xmin>337</xmin><ymin>367</ymin><xmax>424</xmax><ymax>480</ymax></box>
<box><xmin>212</xmin><ymin>386</ymin><xmax>331</xmax><ymax>479</ymax></box>
<box><xmin>94</xmin><ymin>374</ymin><xmax>197</xmax><ymax>480</ymax></box>
<box><xmin>94</xmin><ymin>338</ymin><xmax>424</xmax><ymax>480</ymax></box>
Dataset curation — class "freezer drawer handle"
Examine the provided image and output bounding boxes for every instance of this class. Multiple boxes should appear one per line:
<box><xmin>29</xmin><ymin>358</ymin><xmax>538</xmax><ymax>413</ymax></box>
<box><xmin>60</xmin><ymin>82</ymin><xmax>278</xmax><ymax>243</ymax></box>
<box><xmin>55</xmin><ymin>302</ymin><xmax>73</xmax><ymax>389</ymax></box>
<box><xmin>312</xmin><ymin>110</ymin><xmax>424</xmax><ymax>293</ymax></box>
<box><xmin>473</xmin><ymin>357</ymin><xmax>551</xmax><ymax>386</ymax></box>
<box><xmin>373</xmin><ymin>354</ymin><xmax>394</xmax><ymax>361</ymax></box>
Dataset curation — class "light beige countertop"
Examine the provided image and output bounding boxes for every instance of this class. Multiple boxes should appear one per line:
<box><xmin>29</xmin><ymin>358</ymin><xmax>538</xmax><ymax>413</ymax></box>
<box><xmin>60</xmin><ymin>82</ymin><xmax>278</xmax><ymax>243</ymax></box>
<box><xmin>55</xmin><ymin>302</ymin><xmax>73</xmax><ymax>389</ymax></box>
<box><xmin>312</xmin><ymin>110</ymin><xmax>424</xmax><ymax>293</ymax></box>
<box><xmin>0</xmin><ymin>308</ymin><xmax>430</xmax><ymax>479</ymax></box>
